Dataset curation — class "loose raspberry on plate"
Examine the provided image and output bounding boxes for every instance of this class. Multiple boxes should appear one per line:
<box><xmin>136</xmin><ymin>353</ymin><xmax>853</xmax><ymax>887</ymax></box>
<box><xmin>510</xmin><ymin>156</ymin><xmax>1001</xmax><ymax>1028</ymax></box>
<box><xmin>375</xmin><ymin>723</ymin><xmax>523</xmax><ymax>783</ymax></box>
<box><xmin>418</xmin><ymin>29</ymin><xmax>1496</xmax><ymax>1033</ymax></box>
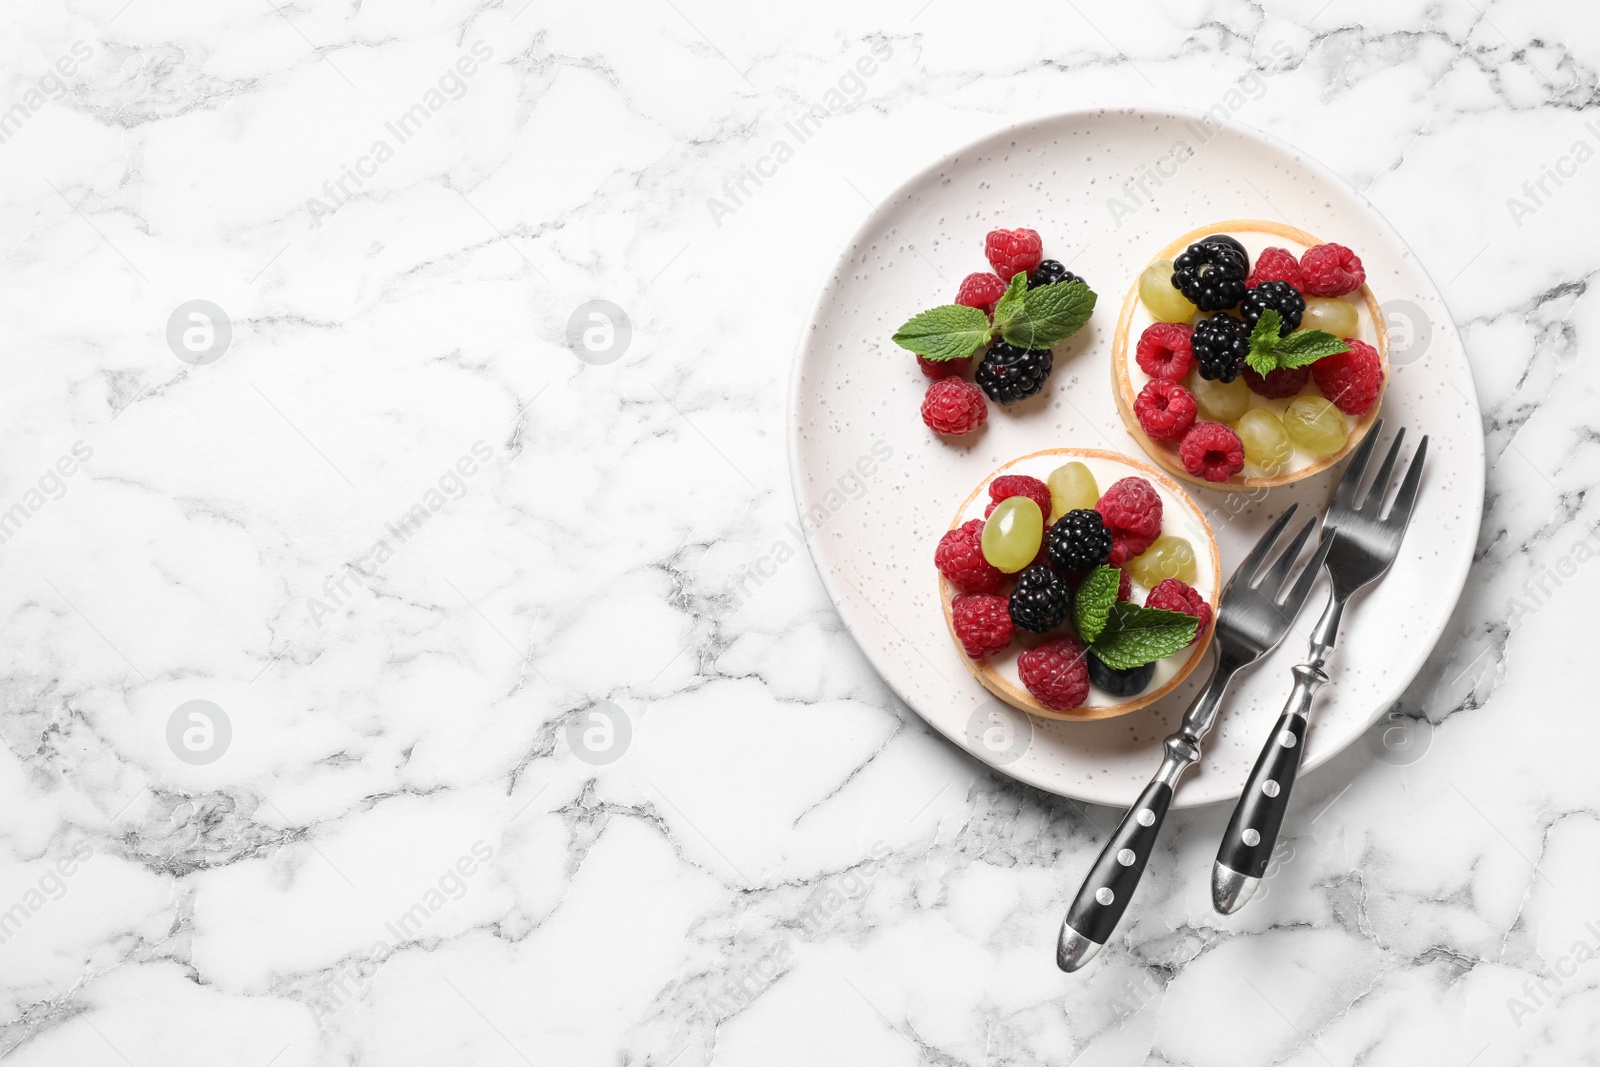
<box><xmin>918</xmin><ymin>354</ymin><xmax>970</xmax><ymax>379</ymax></box>
<box><xmin>1018</xmin><ymin>635</ymin><xmax>1091</xmax><ymax>711</ymax></box>
<box><xmin>951</xmin><ymin>594</ymin><xmax>1015</xmax><ymax>659</ymax></box>
<box><xmin>1299</xmin><ymin>243</ymin><xmax>1365</xmax><ymax>297</ymax></box>
<box><xmin>935</xmin><ymin>519</ymin><xmax>1004</xmax><ymax>593</ymax></box>
<box><xmin>1134</xmin><ymin>377</ymin><xmax>1198</xmax><ymax>442</ymax></box>
<box><xmin>1096</xmin><ymin>477</ymin><xmax>1163</xmax><ymax>564</ymax></box>
<box><xmin>1242</xmin><ymin>365</ymin><xmax>1310</xmax><ymax>399</ymax></box>
<box><xmin>1245</xmin><ymin>246</ymin><xmax>1305</xmax><ymax>290</ymax></box>
<box><xmin>1179</xmin><ymin>422</ymin><xmax>1246</xmax><ymax>482</ymax></box>
<box><xmin>984</xmin><ymin>228</ymin><xmax>1043</xmax><ymax>284</ymax></box>
<box><xmin>1145</xmin><ymin>578</ymin><xmax>1212</xmax><ymax>644</ymax></box>
<box><xmin>955</xmin><ymin>272</ymin><xmax>1007</xmax><ymax>317</ymax></box>
<box><xmin>1135</xmin><ymin>321</ymin><xmax>1194</xmax><ymax>380</ymax></box>
<box><xmin>921</xmin><ymin>378</ymin><xmax>988</xmax><ymax>436</ymax></box>
<box><xmin>1312</xmin><ymin>338</ymin><xmax>1384</xmax><ymax>415</ymax></box>
<box><xmin>985</xmin><ymin>474</ymin><xmax>1053</xmax><ymax>520</ymax></box>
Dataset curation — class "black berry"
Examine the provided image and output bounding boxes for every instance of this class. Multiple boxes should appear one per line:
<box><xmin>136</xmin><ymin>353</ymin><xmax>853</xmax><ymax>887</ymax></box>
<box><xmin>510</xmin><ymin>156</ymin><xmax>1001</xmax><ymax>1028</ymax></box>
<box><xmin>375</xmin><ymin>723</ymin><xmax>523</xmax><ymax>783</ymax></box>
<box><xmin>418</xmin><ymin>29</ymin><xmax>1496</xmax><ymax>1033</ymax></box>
<box><xmin>1171</xmin><ymin>240</ymin><xmax>1248</xmax><ymax>311</ymax></box>
<box><xmin>1027</xmin><ymin>259</ymin><xmax>1086</xmax><ymax>290</ymax></box>
<box><xmin>1191</xmin><ymin>312</ymin><xmax>1250</xmax><ymax>382</ymax></box>
<box><xmin>1087</xmin><ymin>652</ymin><xmax>1155</xmax><ymax>697</ymax></box>
<box><xmin>1046</xmin><ymin>509</ymin><xmax>1112</xmax><ymax>574</ymax></box>
<box><xmin>1008</xmin><ymin>565</ymin><xmax>1070</xmax><ymax>633</ymax></box>
<box><xmin>1239</xmin><ymin>280</ymin><xmax>1306</xmax><ymax>335</ymax></box>
<box><xmin>1199</xmin><ymin>234</ymin><xmax>1250</xmax><ymax>271</ymax></box>
<box><xmin>976</xmin><ymin>341</ymin><xmax>1053</xmax><ymax>405</ymax></box>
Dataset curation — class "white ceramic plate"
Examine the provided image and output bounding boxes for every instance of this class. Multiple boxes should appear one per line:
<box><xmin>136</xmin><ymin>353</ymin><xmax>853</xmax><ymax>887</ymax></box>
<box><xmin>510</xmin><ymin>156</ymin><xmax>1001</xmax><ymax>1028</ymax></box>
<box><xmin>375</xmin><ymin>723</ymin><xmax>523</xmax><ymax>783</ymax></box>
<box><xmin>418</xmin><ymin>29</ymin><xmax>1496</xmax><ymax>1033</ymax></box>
<box><xmin>787</xmin><ymin>108</ymin><xmax>1483</xmax><ymax>809</ymax></box>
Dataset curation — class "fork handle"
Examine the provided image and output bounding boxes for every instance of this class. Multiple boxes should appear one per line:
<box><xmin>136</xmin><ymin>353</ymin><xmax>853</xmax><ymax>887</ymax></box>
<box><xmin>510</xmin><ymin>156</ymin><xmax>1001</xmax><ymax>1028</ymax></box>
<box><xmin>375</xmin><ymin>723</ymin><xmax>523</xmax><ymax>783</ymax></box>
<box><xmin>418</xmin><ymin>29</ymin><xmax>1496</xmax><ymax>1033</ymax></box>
<box><xmin>1059</xmin><ymin>778</ymin><xmax>1174</xmax><ymax>967</ymax></box>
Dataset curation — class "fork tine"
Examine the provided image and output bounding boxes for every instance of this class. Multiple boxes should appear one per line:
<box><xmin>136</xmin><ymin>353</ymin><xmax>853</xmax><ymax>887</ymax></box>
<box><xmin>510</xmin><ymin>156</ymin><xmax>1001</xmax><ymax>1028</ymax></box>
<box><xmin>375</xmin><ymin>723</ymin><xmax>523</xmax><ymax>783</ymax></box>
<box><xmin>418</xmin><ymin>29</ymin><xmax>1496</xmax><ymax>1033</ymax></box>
<box><xmin>1277</xmin><ymin>531</ymin><xmax>1332</xmax><ymax>608</ymax></box>
<box><xmin>1383</xmin><ymin>435</ymin><xmax>1429</xmax><ymax>527</ymax></box>
<box><xmin>1361</xmin><ymin>428</ymin><xmax>1406</xmax><ymax>512</ymax></box>
<box><xmin>1231</xmin><ymin>504</ymin><xmax>1299</xmax><ymax>589</ymax></box>
<box><xmin>1255</xmin><ymin>516</ymin><xmax>1319</xmax><ymax>596</ymax></box>
<box><xmin>1333</xmin><ymin>417</ymin><xmax>1384</xmax><ymax>516</ymax></box>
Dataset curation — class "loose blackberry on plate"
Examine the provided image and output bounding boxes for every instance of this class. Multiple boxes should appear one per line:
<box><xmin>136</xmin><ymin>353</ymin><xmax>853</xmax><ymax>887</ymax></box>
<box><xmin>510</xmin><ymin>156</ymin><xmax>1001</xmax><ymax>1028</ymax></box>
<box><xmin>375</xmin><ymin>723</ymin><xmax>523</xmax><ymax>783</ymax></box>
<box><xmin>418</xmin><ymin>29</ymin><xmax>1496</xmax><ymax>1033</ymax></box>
<box><xmin>1008</xmin><ymin>564</ymin><xmax>1071</xmax><ymax>633</ymax></box>
<box><xmin>1190</xmin><ymin>312</ymin><xmax>1251</xmax><ymax>382</ymax></box>
<box><xmin>1170</xmin><ymin>240</ymin><xmax>1248</xmax><ymax>311</ymax></box>
<box><xmin>976</xmin><ymin>341</ymin><xmax>1053</xmax><ymax>405</ymax></box>
<box><xmin>1027</xmin><ymin>259</ymin><xmax>1086</xmax><ymax>290</ymax></box>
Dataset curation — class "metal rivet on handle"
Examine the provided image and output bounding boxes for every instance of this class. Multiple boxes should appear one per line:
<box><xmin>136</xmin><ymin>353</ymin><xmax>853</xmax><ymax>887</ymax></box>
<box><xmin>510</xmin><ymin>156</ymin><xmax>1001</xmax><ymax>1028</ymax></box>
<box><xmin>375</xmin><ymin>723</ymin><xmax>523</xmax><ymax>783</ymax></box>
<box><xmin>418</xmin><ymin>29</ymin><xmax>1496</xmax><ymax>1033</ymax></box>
<box><xmin>1262</xmin><ymin>780</ymin><xmax>1280</xmax><ymax>797</ymax></box>
<box><xmin>1242</xmin><ymin>828</ymin><xmax>1261</xmax><ymax>846</ymax></box>
<box><xmin>1278</xmin><ymin>730</ymin><xmax>1297</xmax><ymax>748</ymax></box>
<box><xmin>1117</xmin><ymin>848</ymin><xmax>1136</xmax><ymax>866</ymax></box>
<box><xmin>1136</xmin><ymin>809</ymin><xmax>1155</xmax><ymax>827</ymax></box>
<box><xmin>1095</xmin><ymin>887</ymin><xmax>1115</xmax><ymax>906</ymax></box>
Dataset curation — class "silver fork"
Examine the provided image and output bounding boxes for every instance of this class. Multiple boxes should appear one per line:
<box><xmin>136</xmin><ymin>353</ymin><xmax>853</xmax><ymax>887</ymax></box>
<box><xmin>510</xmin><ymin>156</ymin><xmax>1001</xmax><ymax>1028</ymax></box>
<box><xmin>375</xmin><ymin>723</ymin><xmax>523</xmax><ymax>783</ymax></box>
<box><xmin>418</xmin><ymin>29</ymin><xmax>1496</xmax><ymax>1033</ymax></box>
<box><xmin>1212</xmin><ymin>422</ymin><xmax>1427</xmax><ymax>914</ymax></box>
<box><xmin>1057</xmin><ymin>505</ymin><xmax>1330</xmax><ymax>971</ymax></box>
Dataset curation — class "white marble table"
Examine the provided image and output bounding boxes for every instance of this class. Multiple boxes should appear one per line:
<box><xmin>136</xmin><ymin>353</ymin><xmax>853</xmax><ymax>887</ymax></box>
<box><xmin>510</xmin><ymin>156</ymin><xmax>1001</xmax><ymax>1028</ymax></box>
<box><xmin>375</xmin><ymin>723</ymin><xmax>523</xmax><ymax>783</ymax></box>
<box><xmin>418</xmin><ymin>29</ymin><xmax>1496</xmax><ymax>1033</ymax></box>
<box><xmin>0</xmin><ymin>1</ymin><xmax>1594</xmax><ymax>1063</ymax></box>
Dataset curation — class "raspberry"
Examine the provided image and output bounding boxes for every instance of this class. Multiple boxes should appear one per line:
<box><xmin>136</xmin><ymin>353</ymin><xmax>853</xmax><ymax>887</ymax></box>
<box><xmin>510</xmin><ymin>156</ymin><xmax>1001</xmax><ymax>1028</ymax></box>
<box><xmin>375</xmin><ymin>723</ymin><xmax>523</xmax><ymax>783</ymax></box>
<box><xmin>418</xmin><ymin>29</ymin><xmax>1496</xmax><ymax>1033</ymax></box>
<box><xmin>1096</xmin><ymin>477</ymin><xmax>1163</xmax><ymax>565</ymax></box>
<box><xmin>921</xmin><ymin>378</ymin><xmax>987</xmax><ymax>436</ymax></box>
<box><xmin>955</xmin><ymin>272</ymin><xmax>1007</xmax><ymax>317</ymax></box>
<box><xmin>984</xmin><ymin>228</ymin><xmax>1043</xmax><ymax>284</ymax></box>
<box><xmin>1133</xmin><ymin>378</ymin><xmax>1198</xmax><ymax>442</ymax></box>
<box><xmin>985</xmin><ymin>475</ymin><xmax>1053</xmax><ymax>520</ymax></box>
<box><xmin>1018</xmin><ymin>635</ymin><xmax>1091</xmax><ymax>711</ymax></box>
<box><xmin>1116</xmin><ymin>566</ymin><xmax>1133</xmax><ymax>602</ymax></box>
<box><xmin>1242</xmin><ymin>365</ymin><xmax>1310</xmax><ymax>399</ymax></box>
<box><xmin>1135</xmin><ymin>322</ymin><xmax>1194</xmax><ymax>380</ymax></box>
<box><xmin>1179</xmin><ymin>422</ymin><xmax>1245</xmax><ymax>483</ymax></box>
<box><xmin>935</xmin><ymin>519</ymin><xmax>1003</xmax><ymax>594</ymax></box>
<box><xmin>1045</xmin><ymin>509</ymin><xmax>1111</xmax><ymax>574</ymax></box>
<box><xmin>1145</xmin><ymin>578</ymin><xmax>1212</xmax><ymax>645</ymax></box>
<box><xmin>917</xmin><ymin>354</ymin><xmax>969</xmax><ymax>379</ymax></box>
<box><xmin>1008</xmin><ymin>565</ymin><xmax>1070</xmax><ymax>633</ymax></box>
<box><xmin>1299</xmin><ymin>243</ymin><xmax>1365</xmax><ymax>297</ymax></box>
<box><xmin>951</xmin><ymin>594</ymin><xmax>1014</xmax><ymax>659</ymax></box>
<box><xmin>1245</xmin><ymin>247</ymin><xmax>1305</xmax><ymax>290</ymax></box>
<box><xmin>1312</xmin><ymin>339</ymin><xmax>1384</xmax><ymax>415</ymax></box>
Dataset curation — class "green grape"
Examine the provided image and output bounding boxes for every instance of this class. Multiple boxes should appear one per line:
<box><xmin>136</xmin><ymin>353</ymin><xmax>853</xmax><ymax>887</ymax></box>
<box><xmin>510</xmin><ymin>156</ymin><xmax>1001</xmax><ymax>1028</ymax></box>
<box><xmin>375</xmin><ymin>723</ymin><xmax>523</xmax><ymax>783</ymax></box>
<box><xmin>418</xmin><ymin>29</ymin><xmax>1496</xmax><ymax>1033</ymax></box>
<box><xmin>1190</xmin><ymin>373</ymin><xmax>1250</xmax><ymax>423</ymax></box>
<box><xmin>1126</xmin><ymin>535</ymin><xmax>1198</xmax><ymax>588</ymax></box>
<box><xmin>1236</xmin><ymin>408</ymin><xmax>1293</xmax><ymax>475</ymax></box>
<box><xmin>1047</xmin><ymin>462</ymin><xmax>1099</xmax><ymax>522</ymax></box>
<box><xmin>1300</xmin><ymin>297</ymin><xmax>1359</xmax><ymax>337</ymax></box>
<box><xmin>981</xmin><ymin>496</ymin><xmax>1044</xmax><ymax>573</ymax></box>
<box><xmin>1138</xmin><ymin>261</ymin><xmax>1199</xmax><ymax>323</ymax></box>
<box><xmin>1283</xmin><ymin>395</ymin><xmax>1349</xmax><ymax>456</ymax></box>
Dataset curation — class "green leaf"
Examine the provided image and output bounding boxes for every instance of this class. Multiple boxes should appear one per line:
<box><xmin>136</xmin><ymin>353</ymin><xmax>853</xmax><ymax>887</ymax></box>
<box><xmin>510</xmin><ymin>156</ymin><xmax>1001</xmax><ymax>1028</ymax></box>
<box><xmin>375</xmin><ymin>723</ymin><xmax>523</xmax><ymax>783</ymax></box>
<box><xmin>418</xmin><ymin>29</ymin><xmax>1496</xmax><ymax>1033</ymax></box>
<box><xmin>1273</xmin><ymin>329</ymin><xmax>1349</xmax><ymax>369</ymax></box>
<box><xmin>990</xmin><ymin>272</ymin><xmax>1029</xmax><ymax>334</ymax></box>
<box><xmin>1000</xmin><ymin>280</ymin><xmax>1097</xmax><ymax>349</ymax></box>
<box><xmin>1072</xmin><ymin>565</ymin><xmax>1121</xmax><ymax>644</ymax></box>
<box><xmin>1244</xmin><ymin>308</ymin><xmax>1283</xmax><ymax>376</ymax></box>
<box><xmin>1090</xmin><ymin>603</ymin><xmax>1199</xmax><ymax>670</ymax></box>
<box><xmin>891</xmin><ymin>304</ymin><xmax>994</xmax><ymax>362</ymax></box>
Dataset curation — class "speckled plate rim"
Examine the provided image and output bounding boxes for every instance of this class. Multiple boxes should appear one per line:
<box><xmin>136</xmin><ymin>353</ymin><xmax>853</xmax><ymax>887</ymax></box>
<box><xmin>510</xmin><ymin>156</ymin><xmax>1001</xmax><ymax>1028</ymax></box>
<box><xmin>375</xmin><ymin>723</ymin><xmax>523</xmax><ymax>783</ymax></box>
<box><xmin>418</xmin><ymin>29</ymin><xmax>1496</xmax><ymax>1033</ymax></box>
<box><xmin>785</xmin><ymin>105</ymin><xmax>1485</xmax><ymax>809</ymax></box>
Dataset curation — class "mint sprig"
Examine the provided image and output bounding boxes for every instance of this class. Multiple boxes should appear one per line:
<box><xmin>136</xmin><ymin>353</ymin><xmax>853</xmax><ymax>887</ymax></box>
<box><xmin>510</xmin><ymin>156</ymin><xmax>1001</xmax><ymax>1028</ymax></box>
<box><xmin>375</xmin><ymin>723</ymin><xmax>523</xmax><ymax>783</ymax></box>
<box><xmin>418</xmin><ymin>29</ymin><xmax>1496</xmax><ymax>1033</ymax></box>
<box><xmin>1072</xmin><ymin>565</ymin><xmax>1120</xmax><ymax>644</ymax></box>
<box><xmin>1089</xmin><ymin>602</ymin><xmax>1199</xmax><ymax>670</ymax></box>
<box><xmin>892</xmin><ymin>273</ymin><xmax>1097</xmax><ymax>363</ymax></box>
<box><xmin>1244</xmin><ymin>308</ymin><xmax>1349</xmax><ymax>376</ymax></box>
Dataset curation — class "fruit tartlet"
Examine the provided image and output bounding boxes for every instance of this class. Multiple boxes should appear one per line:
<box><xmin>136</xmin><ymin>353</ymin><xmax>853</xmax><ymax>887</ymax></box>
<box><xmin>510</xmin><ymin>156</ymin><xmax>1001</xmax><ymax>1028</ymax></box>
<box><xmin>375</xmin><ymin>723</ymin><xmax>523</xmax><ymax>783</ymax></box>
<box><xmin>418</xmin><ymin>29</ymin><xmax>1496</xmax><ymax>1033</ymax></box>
<box><xmin>936</xmin><ymin>448</ymin><xmax>1220</xmax><ymax>721</ymax></box>
<box><xmin>1112</xmin><ymin>221</ymin><xmax>1389</xmax><ymax>489</ymax></box>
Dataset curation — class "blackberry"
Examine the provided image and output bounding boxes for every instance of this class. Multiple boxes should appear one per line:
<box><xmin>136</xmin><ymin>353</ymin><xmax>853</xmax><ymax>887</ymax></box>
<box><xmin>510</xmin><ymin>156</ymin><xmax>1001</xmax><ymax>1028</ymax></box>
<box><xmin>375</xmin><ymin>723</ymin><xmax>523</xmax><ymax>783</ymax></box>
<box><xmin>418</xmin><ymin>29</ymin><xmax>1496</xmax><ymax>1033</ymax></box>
<box><xmin>1170</xmin><ymin>240</ymin><xmax>1248</xmax><ymax>311</ymax></box>
<box><xmin>1008</xmin><ymin>565</ymin><xmax>1070</xmax><ymax>634</ymax></box>
<box><xmin>1027</xmin><ymin>259</ymin><xmax>1086</xmax><ymax>290</ymax></box>
<box><xmin>1199</xmin><ymin>234</ymin><xmax>1250</xmax><ymax>269</ymax></box>
<box><xmin>1087</xmin><ymin>652</ymin><xmax>1155</xmax><ymax>697</ymax></box>
<box><xmin>1191</xmin><ymin>312</ymin><xmax>1250</xmax><ymax>382</ymax></box>
<box><xmin>976</xmin><ymin>341</ymin><xmax>1053</xmax><ymax>405</ymax></box>
<box><xmin>1239</xmin><ymin>280</ymin><xmax>1306</xmax><ymax>335</ymax></box>
<box><xmin>1046</xmin><ymin>509</ymin><xmax>1112</xmax><ymax>574</ymax></box>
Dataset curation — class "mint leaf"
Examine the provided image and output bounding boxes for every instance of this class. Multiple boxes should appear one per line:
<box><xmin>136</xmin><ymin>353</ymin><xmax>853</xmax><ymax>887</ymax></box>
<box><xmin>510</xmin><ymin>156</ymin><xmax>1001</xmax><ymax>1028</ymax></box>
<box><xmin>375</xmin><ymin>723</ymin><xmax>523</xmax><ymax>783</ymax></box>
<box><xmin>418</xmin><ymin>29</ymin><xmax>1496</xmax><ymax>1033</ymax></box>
<box><xmin>891</xmin><ymin>304</ymin><xmax>994</xmax><ymax>362</ymax></box>
<box><xmin>1072</xmin><ymin>565</ymin><xmax>1121</xmax><ymax>644</ymax></box>
<box><xmin>1273</xmin><ymin>329</ymin><xmax>1349</xmax><ymax>369</ymax></box>
<box><xmin>1244</xmin><ymin>309</ymin><xmax>1283</xmax><ymax>377</ymax></box>
<box><xmin>1090</xmin><ymin>603</ymin><xmax>1199</xmax><ymax>670</ymax></box>
<box><xmin>990</xmin><ymin>272</ymin><xmax>1029</xmax><ymax>335</ymax></box>
<box><xmin>1000</xmin><ymin>280</ymin><xmax>1097</xmax><ymax>349</ymax></box>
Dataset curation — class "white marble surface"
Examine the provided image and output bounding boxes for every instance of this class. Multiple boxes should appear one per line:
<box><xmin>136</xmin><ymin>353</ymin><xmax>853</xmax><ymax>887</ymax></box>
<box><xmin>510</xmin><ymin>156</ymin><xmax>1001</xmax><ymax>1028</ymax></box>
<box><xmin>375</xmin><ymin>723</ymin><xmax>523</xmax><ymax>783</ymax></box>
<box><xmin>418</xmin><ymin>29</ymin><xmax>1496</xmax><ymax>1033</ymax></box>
<box><xmin>0</xmin><ymin>1</ymin><xmax>1596</xmax><ymax>1063</ymax></box>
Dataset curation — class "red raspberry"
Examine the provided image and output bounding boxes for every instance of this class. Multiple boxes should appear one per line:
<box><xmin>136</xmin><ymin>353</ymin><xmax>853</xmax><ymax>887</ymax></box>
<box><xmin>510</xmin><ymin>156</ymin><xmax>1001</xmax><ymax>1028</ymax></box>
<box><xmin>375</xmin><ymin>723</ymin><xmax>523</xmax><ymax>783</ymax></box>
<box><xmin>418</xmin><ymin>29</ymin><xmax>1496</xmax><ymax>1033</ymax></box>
<box><xmin>1145</xmin><ymin>578</ymin><xmax>1212</xmax><ymax>645</ymax></box>
<box><xmin>1018</xmin><ymin>635</ymin><xmax>1091</xmax><ymax>711</ymax></box>
<box><xmin>921</xmin><ymin>378</ymin><xmax>987</xmax><ymax>436</ymax></box>
<box><xmin>1135</xmin><ymin>322</ymin><xmax>1194</xmax><ymax>380</ymax></box>
<box><xmin>984</xmin><ymin>475</ymin><xmax>1052</xmax><ymax>520</ymax></box>
<box><xmin>935</xmin><ymin>519</ymin><xmax>1004</xmax><ymax>594</ymax></box>
<box><xmin>1299</xmin><ymin>243</ymin><xmax>1365</xmax><ymax>297</ymax></box>
<box><xmin>955</xmin><ymin>272</ymin><xmax>1007</xmax><ymax>317</ymax></box>
<box><xmin>1115</xmin><ymin>566</ymin><xmax>1133</xmax><ymax>602</ymax></box>
<box><xmin>1245</xmin><ymin>247</ymin><xmax>1305</xmax><ymax>290</ymax></box>
<box><xmin>1096</xmin><ymin>477</ymin><xmax>1163</xmax><ymax>565</ymax></box>
<box><xmin>917</xmin><ymin>354</ymin><xmax>970</xmax><ymax>379</ymax></box>
<box><xmin>1312</xmin><ymin>339</ymin><xmax>1384</xmax><ymax>415</ymax></box>
<box><xmin>951</xmin><ymin>594</ymin><xmax>1014</xmax><ymax>659</ymax></box>
<box><xmin>1242</xmin><ymin>365</ymin><xmax>1310</xmax><ymax>399</ymax></box>
<box><xmin>984</xmin><ymin>228</ymin><xmax>1043</xmax><ymax>284</ymax></box>
<box><xmin>1133</xmin><ymin>378</ymin><xmax>1198</xmax><ymax>442</ymax></box>
<box><xmin>1180</xmin><ymin>422</ymin><xmax>1245</xmax><ymax>482</ymax></box>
